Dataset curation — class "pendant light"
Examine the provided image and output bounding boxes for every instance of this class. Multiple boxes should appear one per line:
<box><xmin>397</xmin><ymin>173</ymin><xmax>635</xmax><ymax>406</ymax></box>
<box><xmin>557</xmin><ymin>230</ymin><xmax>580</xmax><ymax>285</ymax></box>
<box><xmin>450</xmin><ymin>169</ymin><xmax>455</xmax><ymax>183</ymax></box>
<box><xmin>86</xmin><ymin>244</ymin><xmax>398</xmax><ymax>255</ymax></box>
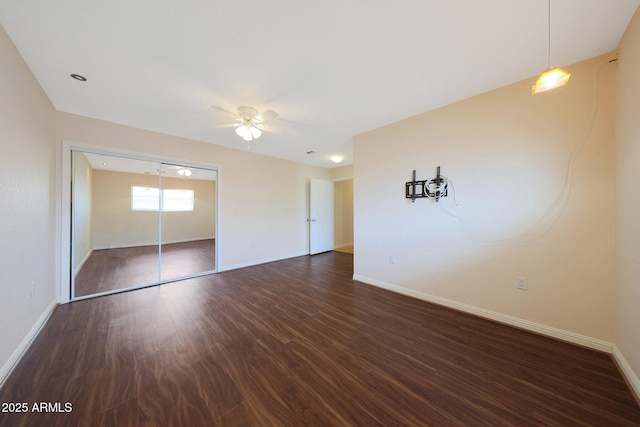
<box><xmin>532</xmin><ymin>0</ymin><xmax>570</xmax><ymax>94</ymax></box>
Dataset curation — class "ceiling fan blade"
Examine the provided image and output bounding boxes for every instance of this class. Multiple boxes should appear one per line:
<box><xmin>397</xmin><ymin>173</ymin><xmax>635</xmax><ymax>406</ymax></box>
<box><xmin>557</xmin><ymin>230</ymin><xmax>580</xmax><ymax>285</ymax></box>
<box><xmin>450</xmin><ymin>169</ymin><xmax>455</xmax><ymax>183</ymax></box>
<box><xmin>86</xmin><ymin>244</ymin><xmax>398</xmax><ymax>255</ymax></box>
<box><xmin>255</xmin><ymin>123</ymin><xmax>280</xmax><ymax>133</ymax></box>
<box><xmin>210</xmin><ymin>123</ymin><xmax>241</xmax><ymax>129</ymax></box>
<box><xmin>210</xmin><ymin>105</ymin><xmax>238</xmax><ymax>118</ymax></box>
<box><xmin>255</xmin><ymin>109</ymin><xmax>278</xmax><ymax>123</ymax></box>
<box><xmin>211</xmin><ymin>105</ymin><xmax>280</xmax><ymax>136</ymax></box>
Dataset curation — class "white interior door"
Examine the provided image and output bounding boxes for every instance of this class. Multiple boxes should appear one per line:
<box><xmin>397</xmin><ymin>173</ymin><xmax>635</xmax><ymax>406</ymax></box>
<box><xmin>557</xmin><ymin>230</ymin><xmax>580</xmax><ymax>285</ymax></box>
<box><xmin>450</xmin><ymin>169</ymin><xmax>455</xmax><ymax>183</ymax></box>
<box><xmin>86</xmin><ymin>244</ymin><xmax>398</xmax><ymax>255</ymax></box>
<box><xmin>309</xmin><ymin>178</ymin><xmax>335</xmax><ymax>255</ymax></box>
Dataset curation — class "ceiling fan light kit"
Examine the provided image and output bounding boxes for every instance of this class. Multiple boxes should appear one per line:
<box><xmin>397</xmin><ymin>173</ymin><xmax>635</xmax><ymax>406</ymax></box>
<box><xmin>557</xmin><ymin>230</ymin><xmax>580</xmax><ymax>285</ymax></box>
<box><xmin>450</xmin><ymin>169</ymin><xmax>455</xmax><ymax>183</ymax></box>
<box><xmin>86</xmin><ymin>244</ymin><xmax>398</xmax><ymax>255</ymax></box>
<box><xmin>177</xmin><ymin>168</ymin><xmax>192</xmax><ymax>177</ymax></box>
<box><xmin>234</xmin><ymin>106</ymin><xmax>263</xmax><ymax>141</ymax></box>
<box><xmin>211</xmin><ymin>105</ymin><xmax>278</xmax><ymax>142</ymax></box>
<box><xmin>235</xmin><ymin>122</ymin><xmax>262</xmax><ymax>141</ymax></box>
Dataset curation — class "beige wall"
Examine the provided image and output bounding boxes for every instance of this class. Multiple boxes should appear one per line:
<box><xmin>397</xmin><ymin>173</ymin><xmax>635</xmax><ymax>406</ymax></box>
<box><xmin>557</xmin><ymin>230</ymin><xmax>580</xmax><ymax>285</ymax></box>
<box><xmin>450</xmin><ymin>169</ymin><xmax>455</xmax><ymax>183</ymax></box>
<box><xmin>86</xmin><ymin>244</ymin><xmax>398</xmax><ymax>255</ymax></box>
<box><xmin>354</xmin><ymin>53</ymin><xmax>617</xmax><ymax>342</ymax></box>
<box><xmin>334</xmin><ymin>179</ymin><xmax>354</xmax><ymax>248</ymax></box>
<box><xmin>91</xmin><ymin>170</ymin><xmax>215</xmax><ymax>249</ymax></box>
<box><xmin>330</xmin><ymin>164</ymin><xmax>354</xmax><ymax>181</ymax></box>
<box><xmin>0</xmin><ymin>24</ymin><xmax>56</xmax><ymax>379</ymax></box>
<box><xmin>57</xmin><ymin>112</ymin><xmax>330</xmax><ymax>271</ymax></box>
<box><xmin>615</xmin><ymin>6</ymin><xmax>640</xmax><ymax>392</ymax></box>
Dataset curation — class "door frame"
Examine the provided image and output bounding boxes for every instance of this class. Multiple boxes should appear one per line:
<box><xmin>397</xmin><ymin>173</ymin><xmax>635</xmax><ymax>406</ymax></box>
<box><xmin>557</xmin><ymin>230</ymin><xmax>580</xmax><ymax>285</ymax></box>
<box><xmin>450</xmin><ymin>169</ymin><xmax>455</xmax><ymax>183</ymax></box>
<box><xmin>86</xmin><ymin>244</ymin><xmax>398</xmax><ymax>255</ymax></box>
<box><xmin>60</xmin><ymin>140</ymin><xmax>220</xmax><ymax>303</ymax></box>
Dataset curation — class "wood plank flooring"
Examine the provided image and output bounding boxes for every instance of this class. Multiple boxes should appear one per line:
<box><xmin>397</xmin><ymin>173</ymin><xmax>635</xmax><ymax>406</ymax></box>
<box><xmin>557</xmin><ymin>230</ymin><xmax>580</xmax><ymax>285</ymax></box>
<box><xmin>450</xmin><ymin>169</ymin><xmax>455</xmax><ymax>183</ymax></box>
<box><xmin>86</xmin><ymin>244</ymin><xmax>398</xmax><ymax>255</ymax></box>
<box><xmin>1</xmin><ymin>252</ymin><xmax>639</xmax><ymax>426</ymax></box>
<box><xmin>74</xmin><ymin>239</ymin><xmax>215</xmax><ymax>297</ymax></box>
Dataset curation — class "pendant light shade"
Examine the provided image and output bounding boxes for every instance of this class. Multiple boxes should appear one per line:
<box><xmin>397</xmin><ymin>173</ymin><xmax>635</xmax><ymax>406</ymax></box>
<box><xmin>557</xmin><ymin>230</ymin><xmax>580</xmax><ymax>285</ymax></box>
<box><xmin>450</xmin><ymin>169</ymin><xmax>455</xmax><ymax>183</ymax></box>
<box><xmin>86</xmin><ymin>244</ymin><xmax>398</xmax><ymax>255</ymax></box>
<box><xmin>532</xmin><ymin>67</ymin><xmax>570</xmax><ymax>94</ymax></box>
<box><xmin>532</xmin><ymin>0</ymin><xmax>569</xmax><ymax>95</ymax></box>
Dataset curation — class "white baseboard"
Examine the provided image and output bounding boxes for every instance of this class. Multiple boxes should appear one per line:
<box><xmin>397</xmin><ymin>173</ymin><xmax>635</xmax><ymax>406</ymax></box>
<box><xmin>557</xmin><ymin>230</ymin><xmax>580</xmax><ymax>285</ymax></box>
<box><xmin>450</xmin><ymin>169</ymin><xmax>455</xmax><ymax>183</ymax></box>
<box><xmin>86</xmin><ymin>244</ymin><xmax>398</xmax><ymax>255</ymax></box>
<box><xmin>352</xmin><ymin>274</ymin><xmax>614</xmax><ymax>353</ymax></box>
<box><xmin>612</xmin><ymin>345</ymin><xmax>640</xmax><ymax>405</ymax></box>
<box><xmin>220</xmin><ymin>251</ymin><xmax>309</xmax><ymax>272</ymax></box>
<box><xmin>0</xmin><ymin>299</ymin><xmax>57</xmax><ymax>388</ymax></box>
<box><xmin>73</xmin><ymin>249</ymin><xmax>93</xmax><ymax>278</ymax></box>
<box><xmin>93</xmin><ymin>237</ymin><xmax>215</xmax><ymax>251</ymax></box>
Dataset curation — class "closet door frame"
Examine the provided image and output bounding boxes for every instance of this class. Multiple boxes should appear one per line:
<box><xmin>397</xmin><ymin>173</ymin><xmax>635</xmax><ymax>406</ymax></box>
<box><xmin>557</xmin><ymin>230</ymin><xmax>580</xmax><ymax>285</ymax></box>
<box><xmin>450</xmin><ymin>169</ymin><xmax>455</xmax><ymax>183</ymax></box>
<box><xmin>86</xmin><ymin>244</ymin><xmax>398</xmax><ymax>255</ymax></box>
<box><xmin>60</xmin><ymin>141</ymin><xmax>220</xmax><ymax>303</ymax></box>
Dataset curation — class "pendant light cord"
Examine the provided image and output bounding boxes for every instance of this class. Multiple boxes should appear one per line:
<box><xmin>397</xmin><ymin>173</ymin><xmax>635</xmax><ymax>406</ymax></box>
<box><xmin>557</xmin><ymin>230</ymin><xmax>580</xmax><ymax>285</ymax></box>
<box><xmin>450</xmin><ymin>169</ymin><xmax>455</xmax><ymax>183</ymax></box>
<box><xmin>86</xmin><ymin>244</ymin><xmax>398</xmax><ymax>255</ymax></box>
<box><xmin>548</xmin><ymin>0</ymin><xmax>551</xmax><ymax>68</ymax></box>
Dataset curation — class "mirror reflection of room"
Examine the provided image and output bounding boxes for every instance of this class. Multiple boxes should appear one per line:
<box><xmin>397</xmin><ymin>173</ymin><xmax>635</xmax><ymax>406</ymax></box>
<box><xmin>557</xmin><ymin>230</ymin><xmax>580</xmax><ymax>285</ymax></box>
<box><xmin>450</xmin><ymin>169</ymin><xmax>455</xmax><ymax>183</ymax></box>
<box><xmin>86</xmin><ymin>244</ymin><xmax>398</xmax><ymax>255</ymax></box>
<box><xmin>159</xmin><ymin>163</ymin><xmax>216</xmax><ymax>282</ymax></box>
<box><xmin>71</xmin><ymin>151</ymin><xmax>217</xmax><ymax>299</ymax></box>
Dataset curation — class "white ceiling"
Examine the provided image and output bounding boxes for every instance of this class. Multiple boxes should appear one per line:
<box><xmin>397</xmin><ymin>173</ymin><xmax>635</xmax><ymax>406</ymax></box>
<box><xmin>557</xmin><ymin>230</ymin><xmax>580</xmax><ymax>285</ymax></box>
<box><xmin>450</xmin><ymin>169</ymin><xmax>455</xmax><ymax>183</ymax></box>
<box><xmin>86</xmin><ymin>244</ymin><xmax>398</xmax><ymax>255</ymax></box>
<box><xmin>1</xmin><ymin>0</ymin><xmax>638</xmax><ymax>168</ymax></box>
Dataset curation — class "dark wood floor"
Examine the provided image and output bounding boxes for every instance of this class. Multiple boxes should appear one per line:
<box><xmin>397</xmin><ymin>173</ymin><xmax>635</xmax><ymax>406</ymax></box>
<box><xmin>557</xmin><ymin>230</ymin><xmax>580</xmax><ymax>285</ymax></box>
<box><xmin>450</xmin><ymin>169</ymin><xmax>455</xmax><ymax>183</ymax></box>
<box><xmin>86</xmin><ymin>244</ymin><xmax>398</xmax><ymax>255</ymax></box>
<box><xmin>74</xmin><ymin>239</ymin><xmax>215</xmax><ymax>297</ymax></box>
<box><xmin>2</xmin><ymin>252</ymin><xmax>639</xmax><ymax>426</ymax></box>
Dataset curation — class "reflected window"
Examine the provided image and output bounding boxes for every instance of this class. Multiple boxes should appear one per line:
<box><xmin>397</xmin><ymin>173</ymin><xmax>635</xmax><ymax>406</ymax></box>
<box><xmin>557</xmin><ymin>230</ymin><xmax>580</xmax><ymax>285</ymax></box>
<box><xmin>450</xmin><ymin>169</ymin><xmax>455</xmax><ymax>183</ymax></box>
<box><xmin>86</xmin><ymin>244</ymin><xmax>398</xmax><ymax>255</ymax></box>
<box><xmin>162</xmin><ymin>189</ymin><xmax>195</xmax><ymax>212</ymax></box>
<box><xmin>131</xmin><ymin>186</ymin><xmax>160</xmax><ymax>210</ymax></box>
<box><xmin>131</xmin><ymin>186</ymin><xmax>194</xmax><ymax>212</ymax></box>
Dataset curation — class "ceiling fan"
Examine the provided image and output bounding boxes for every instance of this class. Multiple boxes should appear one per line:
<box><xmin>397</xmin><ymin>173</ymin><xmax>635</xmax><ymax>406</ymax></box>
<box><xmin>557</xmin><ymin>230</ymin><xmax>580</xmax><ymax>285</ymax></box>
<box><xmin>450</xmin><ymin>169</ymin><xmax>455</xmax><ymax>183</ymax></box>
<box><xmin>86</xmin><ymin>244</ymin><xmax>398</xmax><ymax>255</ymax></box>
<box><xmin>211</xmin><ymin>105</ymin><xmax>278</xmax><ymax>142</ymax></box>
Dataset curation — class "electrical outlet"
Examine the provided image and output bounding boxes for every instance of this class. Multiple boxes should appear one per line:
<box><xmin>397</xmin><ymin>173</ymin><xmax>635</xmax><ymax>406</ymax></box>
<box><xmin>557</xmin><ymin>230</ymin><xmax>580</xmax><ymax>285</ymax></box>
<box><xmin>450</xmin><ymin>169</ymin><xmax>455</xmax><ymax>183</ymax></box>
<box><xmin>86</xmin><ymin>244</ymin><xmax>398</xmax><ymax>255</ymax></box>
<box><xmin>389</xmin><ymin>255</ymin><xmax>396</xmax><ymax>264</ymax></box>
<box><xmin>516</xmin><ymin>276</ymin><xmax>528</xmax><ymax>290</ymax></box>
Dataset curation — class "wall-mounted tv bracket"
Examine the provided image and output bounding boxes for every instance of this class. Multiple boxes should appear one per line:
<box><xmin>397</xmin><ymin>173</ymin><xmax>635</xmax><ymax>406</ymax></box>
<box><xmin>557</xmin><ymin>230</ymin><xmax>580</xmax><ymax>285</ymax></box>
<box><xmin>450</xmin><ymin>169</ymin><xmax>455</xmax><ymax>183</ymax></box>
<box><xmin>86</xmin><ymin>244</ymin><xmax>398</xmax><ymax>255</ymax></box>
<box><xmin>405</xmin><ymin>166</ymin><xmax>448</xmax><ymax>203</ymax></box>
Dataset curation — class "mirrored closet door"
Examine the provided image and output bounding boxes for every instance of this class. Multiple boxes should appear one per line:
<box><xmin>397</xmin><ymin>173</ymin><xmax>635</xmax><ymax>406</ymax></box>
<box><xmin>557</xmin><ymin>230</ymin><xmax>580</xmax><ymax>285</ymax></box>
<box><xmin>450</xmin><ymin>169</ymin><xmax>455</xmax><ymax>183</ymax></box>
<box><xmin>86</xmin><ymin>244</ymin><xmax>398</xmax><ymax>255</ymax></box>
<box><xmin>71</xmin><ymin>151</ymin><xmax>217</xmax><ymax>300</ymax></box>
<box><xmin>159</xmin><ymin>163</ymin><xmax>217</xmax><ymax>282</ymax></box>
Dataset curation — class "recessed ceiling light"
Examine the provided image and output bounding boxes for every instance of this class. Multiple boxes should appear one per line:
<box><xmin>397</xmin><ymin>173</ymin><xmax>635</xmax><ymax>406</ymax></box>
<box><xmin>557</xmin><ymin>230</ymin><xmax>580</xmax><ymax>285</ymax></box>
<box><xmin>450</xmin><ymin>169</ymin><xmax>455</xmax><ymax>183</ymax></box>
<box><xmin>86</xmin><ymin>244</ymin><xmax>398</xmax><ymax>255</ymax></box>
<box><xmin>101</xmin><ymin>162</ymin><xmax>108</xmax><ymax>166</ymax></box>
<box><xmin>70</xmin><ymin>74</ymin><xmax>87</xmax><ymax>81</ymax></box>
<box><xmin>330</xmin><ymin>155</ymin><xmax>344</xmax><ymax>164</ymax></box>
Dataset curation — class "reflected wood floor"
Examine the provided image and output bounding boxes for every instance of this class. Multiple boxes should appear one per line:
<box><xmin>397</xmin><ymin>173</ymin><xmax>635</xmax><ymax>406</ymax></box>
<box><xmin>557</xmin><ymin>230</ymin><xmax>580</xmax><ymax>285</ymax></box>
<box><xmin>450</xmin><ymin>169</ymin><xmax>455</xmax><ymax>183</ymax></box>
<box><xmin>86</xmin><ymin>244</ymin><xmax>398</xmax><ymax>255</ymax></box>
<box><xmin>74</xmin><ymin>239</ymin><xmax>215</xmax><ymax>297</ymax></box>
<box><xmin>1</xmin><ymin>252</ymin><xmax>639</xmax><ymax>426</ymax></box>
